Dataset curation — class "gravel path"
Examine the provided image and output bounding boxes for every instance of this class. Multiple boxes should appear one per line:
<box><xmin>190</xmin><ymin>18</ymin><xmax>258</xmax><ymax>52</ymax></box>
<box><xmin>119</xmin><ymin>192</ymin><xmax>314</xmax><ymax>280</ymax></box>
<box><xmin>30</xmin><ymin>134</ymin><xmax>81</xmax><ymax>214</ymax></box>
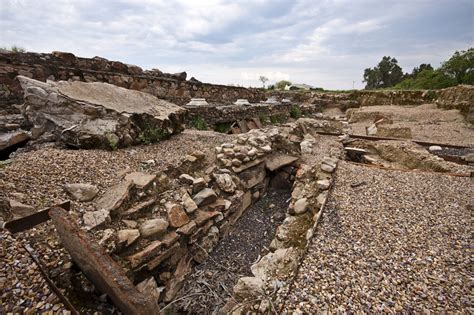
<box><xmin>0</xmin><ymin>231</ymin><xmax>67</xmax><ymax>314</ymax></box>
<box><xmin>283</xmin><ymin>161</ymin><xmax>473</xmax><ymax>313</ymax></box>
<box><xmin>350</xmin><ymin>104</ymin><xmax>474</xmax><ymax>146</ymax></box>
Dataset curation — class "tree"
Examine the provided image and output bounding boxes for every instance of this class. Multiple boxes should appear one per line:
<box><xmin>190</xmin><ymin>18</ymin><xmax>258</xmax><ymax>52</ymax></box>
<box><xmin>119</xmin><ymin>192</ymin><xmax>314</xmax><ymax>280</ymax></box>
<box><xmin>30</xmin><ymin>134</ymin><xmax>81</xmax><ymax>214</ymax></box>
<box><xmin>440</xmin><ymin>48</ymin><xmax>473</xmax><ymax>85</ymax></box>
<box><xmin>363</xmin><ymin>56</ymin><xmax>404</xmax><ymax>89</ymax></box>
<box><xmin>275</xmin><ymin>80</ymin><xmax>291</xmax><ymax>90</ymax></box>
<box><xmin>411</xmin><ymin>63</ymin><xmax>433</xmax><ymax>79</ymax></box>
<box><xmin>259</xmin><ymin>76</ymin><xmax>268</xmax><ymax>88</ymax></box>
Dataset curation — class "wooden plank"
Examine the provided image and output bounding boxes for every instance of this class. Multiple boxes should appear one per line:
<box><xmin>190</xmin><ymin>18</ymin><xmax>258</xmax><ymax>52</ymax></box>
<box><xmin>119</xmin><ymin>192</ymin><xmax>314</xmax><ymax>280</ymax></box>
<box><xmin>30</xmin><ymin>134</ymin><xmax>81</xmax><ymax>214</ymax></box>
<box><xmin>49</xmin><ymin>207</ymin><xmax>158</xmax><ymax>315</ymax></box>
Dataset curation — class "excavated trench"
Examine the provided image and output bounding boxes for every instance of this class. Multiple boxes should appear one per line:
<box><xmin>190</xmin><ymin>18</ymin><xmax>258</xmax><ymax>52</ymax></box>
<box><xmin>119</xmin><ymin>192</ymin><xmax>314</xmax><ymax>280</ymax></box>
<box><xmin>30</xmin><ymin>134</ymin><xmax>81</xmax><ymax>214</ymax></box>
<box><xmin>170</xmin><ymin>171</ymin><xmax>295</xmax><ymax>314</ymax></box>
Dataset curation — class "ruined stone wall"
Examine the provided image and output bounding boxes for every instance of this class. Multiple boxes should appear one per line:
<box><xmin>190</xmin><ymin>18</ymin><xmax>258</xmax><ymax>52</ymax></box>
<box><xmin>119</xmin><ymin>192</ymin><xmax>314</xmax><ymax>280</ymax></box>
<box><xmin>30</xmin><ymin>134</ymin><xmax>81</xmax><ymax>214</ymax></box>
<box><xmin>185</xmin><ymin>103</ymin><xmax>293</xmax><ymax>125</ymax></box>
<box><xmin>0</xmin><ymin>51</ymin><xmax>265</xmax><ymax>111</ymax></box>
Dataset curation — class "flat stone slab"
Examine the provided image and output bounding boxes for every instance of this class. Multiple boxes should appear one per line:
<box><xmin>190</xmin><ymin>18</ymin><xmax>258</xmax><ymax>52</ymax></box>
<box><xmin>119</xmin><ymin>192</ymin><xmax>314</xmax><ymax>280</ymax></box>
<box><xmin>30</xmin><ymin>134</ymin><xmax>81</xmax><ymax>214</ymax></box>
<box><xmin>265</xmin><ymin>154</ymin><xmax>298</xmax><ymax>171</ymax></box>
<box><xmin>124</xmin><ymin>172</ymin><xmax>156</xmax><ymax>189</ymax></box>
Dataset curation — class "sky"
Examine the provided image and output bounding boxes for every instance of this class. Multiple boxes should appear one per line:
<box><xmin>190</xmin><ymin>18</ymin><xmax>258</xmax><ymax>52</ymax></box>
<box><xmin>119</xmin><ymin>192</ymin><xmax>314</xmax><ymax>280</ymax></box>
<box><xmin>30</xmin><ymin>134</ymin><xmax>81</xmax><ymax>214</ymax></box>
<box><xmin>0</xmin><ymin>0</ymin><xmax>473</xmax><ymax>89</ymax></box>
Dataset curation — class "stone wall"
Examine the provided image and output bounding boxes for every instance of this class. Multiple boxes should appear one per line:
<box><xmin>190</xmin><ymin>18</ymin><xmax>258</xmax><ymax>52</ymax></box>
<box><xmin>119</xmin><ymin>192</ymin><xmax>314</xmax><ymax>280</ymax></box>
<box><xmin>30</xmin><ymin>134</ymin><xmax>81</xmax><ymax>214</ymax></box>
<box><xmin>0</xmin><ymin>51</ymin><xmax>265</xmax><ymax>111</ymax></box>
<box><xmin>185</xmin><ymin>103</ymin><xmax>293</xmax><ymax>125</ymax></box>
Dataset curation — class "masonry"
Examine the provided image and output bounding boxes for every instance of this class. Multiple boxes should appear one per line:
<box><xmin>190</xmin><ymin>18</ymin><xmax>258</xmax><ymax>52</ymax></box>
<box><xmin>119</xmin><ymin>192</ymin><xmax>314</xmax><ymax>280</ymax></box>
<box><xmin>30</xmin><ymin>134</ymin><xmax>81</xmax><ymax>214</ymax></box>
<box><xmin>0</xmin><ymin>50</ymin><xmax>265</xmax><ymax>110</ymax></box>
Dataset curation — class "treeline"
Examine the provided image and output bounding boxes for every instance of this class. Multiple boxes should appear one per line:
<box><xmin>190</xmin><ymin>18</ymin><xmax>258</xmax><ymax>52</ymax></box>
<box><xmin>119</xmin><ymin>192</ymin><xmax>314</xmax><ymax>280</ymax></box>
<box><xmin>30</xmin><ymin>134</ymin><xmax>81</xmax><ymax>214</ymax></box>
<box><xmin>363</xmin><ymin>48</ymin><xmax>473</xmax><ymax>90</ymax></box>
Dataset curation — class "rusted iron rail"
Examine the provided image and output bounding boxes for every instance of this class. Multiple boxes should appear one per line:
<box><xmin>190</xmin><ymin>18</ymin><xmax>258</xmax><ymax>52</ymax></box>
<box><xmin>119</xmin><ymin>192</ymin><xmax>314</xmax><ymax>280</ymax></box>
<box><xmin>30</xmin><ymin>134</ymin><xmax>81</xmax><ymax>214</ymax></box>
<box><xmin>3</xmin><ymin>201</ymin><xmax>70</xmax><ymax>234</ymax></box>
<box><xmin>49</xmin><ymin>207</ymin><xmax>159</xmax><ymax>315</ymax></box>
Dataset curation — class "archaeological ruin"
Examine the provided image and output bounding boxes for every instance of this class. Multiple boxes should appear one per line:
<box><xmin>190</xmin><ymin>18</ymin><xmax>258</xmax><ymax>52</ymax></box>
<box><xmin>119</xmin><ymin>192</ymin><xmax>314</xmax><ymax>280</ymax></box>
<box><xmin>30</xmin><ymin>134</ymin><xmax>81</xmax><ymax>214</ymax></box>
<box><xmin>0</xmin><ymin>50</ymin><xmax>472</xmax><ymax>314</ymax></box>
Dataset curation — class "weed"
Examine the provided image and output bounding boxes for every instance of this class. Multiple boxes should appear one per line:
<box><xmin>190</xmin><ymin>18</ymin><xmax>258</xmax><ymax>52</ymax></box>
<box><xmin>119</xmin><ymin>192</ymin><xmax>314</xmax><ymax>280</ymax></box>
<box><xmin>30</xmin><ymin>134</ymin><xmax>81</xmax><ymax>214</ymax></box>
<box><xmin>270</xmin><ymin>114</ymin><xmax>286</xmax><ymax>124</ymax></box>
<box><xmin>138</xmin><ymin>126</ymin><xmax>170</xmax><ymax>145</ymax></box>
<box><xmin>214</xmin><ymin>122</ymin><xmax>232</xmax><ymax>133</ymax></box>
<box><xmin>290</xmin><ymin>106</ymin><xmax>302</xmax><ymax>119</ymax></box>
<box><xmin>192</xmin><ymin>115</ymin><xmax>207</xmax><ymax>130</ymax></box>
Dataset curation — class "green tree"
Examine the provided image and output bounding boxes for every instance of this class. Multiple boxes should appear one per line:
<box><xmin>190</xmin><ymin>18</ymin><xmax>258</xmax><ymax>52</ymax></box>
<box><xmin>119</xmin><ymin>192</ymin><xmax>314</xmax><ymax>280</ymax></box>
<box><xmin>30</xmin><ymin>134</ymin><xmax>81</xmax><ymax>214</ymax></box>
<box><xmin>275</xmin><ymin>80</ymin><xmax>291</xmax><ymax>90</ymax></box>
<box><xmin>363</xmin><ymin>56</ymin><xmax>404</xmax><ymax>89</ymax></box>
<box><xmin>439</xmin><ymin>48</ymin><xmax>473</xmax><ymax>84</ymax></box>
<box><xmin>410</xmin><ymin>63</ymin><xmax>433</xmax><ymax>78</ymax></box>
<box><xmin>395</xmin><ymin>69</ymin><xmax>456</xmax><ymax>90</ymax></box>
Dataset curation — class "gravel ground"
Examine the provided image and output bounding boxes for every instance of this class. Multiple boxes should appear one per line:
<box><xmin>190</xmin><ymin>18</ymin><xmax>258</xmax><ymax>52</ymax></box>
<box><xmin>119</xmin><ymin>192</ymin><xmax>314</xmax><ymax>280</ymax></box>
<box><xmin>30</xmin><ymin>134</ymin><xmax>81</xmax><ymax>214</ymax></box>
<box><xmin>0</xmin><ymin>230</ymin><xmax>67</xmax><ymax>314</ymax></box>
<box><xmin>174</xmin><ymin>190</ymin><xmax>290</xmax><ymax>314</ymax></box>
<box><xmin>350</xmin><ymin>104</ymin><xmax>473</xmax><ymax>146</ymax></box>
<box><xmin>283</xmin><ymin>161</ymin><xmax>473</xmax><ymax>313</ymax></box>
<box><xmin>0</xmin><ymin>129</ymin><xmax>232</xmax><ymax>313</ymax></box>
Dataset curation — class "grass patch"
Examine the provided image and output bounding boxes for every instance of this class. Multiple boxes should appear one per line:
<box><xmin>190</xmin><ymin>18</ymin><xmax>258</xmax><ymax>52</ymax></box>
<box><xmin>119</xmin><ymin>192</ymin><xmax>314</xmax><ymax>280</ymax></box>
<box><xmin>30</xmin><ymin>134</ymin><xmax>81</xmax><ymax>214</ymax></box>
<box><xmin>290</xmin><ymin>106</ymin><xmax>302</xmax><ymax>119</ymax></box>
<box><xmin>214</xmin><ymin>122</ymin><xmax>232</xmax><ymax>133</ymax></box>
<box><xmin>270</xmin><ymin>114</ymin><xmax>286</xmax><ymax>124</ymax></box>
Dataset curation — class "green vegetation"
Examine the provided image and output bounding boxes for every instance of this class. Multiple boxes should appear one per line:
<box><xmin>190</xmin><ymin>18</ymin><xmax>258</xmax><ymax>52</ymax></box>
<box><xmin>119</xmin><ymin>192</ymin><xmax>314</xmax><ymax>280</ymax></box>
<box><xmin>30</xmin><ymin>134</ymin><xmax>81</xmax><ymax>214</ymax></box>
<box><xmin>138</xmin><ymin>126</ymin><xmax>170</xmax><ymax>144</ymax></box>
<box><xmin>214</xmin><ymin>122</ymin><xmax>232</xmax><ymax>133</ymax></box>
<box><xmin>270</xmin><ymin>114</ymin><xmax>286</xmax><ymax>124</ymax></box>
<box><xmin>105</xmin><ymin>133</ymin><xmax>119</xmax><ymax>151</ymax></box>
<box><xmin>363</xmin><ymin>48</ymin><xmax>473</xmax><ymax>90</ymax></box>
<box><xmin>290</xmin><ymin>106</ymin><xmax>302</xmax><ymax>119</ymax></box>
<box><xmin>191</xmin><ymin>115</ymin><xmax>207</xmax><ymax>130</ymax></box>
<box><xmin>1</xmin><ymin>45</ymin><xmax>26</xmax><ymax>53</ymax></box>
<box><xmin>275</xmin><ymin>80</ymin><xmax>292</xmax><ymax>90</ymax></box>
<box><xmin>259</xmin><ymin>115</ymin><xmax>271</xmax><ymax>124</ymax></box>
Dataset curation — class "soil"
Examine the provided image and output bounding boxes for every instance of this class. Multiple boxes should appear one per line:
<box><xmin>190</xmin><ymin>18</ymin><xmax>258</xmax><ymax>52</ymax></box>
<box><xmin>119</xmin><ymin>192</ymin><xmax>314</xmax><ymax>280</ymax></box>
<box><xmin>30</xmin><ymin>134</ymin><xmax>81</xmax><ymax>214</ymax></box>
<box><xmin>172</xmin><ymin>189</ymin><xmax>290</xmax><ymax>314</ymax></box>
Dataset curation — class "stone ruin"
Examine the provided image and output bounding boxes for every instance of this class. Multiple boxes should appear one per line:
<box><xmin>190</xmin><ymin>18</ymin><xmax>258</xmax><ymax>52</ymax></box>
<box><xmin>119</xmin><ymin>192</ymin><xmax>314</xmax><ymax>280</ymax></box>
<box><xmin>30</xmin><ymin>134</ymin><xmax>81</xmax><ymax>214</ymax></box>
<box><xmin>0</xmin><ymin>50</ymin><xmax>473</xmax><ymax>314</ymax></box>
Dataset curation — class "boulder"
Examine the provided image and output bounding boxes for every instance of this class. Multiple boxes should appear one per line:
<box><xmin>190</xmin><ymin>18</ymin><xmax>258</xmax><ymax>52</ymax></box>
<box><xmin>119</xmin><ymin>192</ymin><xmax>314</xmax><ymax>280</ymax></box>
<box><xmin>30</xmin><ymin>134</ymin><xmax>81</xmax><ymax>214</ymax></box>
<box><xmin>265</xmin><ymin>154</ymin><xmax>298</xmax><ymax>171</ymax></box>
<box><xmin>64</xmin><ymin>183</ymin><xmax>99</xmax><ymax>202</ymax></box>
<box><xmin>293</xmin><ymin>198</ymin><xmax>308</xmax><ymax>214</ymax></box>
<box><xmin>182</xmin><ymin>192</ymin><xmax>198</xmax><ymax>213</ymax></box>
<box><xmin>136</xmin><ymin>277</ymin><xmax>161</xmax><ymax>302</ymax></box>
<box><xmin>118</xmin><ymin>229</ymin><xmax>140</xmax><ymax>246</ymax></box>
<box><xmin>238</xmin><ymin>164</ymin><xmax>266</xmax><ymax>189</ymax></box>
<box><xmin>0</xmin><ymin>130</ymin><xmax>29</xmax><ymax>153</ymax></box>
<box><xmin>233</xmin><ymin>277</ymin><xmax>264</xmax><ymax>299</ymax></box>
<box><xmin>166</xmin><ymin>203</ymin><xmax>190</xmax><ymax>228</ymax></box>
<box><xmin>17</xmin><ymin>76</ymin><xmax>186</xmax><ymax>149</ymax></box>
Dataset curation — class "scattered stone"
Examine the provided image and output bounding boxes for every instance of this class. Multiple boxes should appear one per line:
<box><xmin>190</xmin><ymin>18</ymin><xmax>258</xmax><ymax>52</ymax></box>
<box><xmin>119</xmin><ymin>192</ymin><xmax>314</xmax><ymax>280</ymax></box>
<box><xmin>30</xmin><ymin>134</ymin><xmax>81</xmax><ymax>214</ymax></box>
<box><xmin>8</xmin><ymin>199</ymin><xmax>36</xmax><ymax>219</ymax></box>
<box><xmin>118</xmin><ymin>229</ymin><xmax>140</xmax><ymax>246</ymax></box>
<box><xmin>316</xmin><ymin>179</ymin><xmax>330</xmax><ymax>190</ymax></box>
<box><xmin>233</xmin><ymin>277</ymin><xmax>264</xmax><ymax>299</ymax></box>
<box><xmin>428</xmin><ymin>145</ymin><xmax>442</xmax><ymax>152</ymax></box>
<box><xmin>83</xmin><ymin>209</ymin><xmax>111</xmax><ymax>230</ymax></box>
<box><xmin>192</xmin><ymin>178</ymin><xmax>207</xmax><ymax>194</ymax></box>
<box><xmin>122</xmin><ymin>219</ymin><xmax>138</xmax><ymax>228</ymax></box>
<box><xmin>127</xmin><ymin>240</ymin><xmax>163</xmax><ymax>268</ymax></box>
<box><xmin>95</xmin><ymin>180</ymin><xmax>133</xmax><ymax>215</ymax></box>
<box><xmin>193</xmin><ymin>188</ymin><xmax>217</xmax><ymax>206</ymax></box>
<box><xmin>124</xmin><ymin>172</ymin><xmax>156</xmax><ymax>189</ymax></box>
<box><xmin>179</xmin><ymin>174</ymin><xmax>195</xmax><ymax>185</ymax></box>
<box><xmin>64</xmin><ymin>183</ymin><xmax>99</xmax><ymax>202</ymax></box>
<box><xmin>140</xmin><ymin>218</ymin><xmax>169</xmax><ymax>238</ymax></box>
<box><xmin>136</xmin><ymin>277</ymin><xmax>161</xmax><ymax>302</ymax></box>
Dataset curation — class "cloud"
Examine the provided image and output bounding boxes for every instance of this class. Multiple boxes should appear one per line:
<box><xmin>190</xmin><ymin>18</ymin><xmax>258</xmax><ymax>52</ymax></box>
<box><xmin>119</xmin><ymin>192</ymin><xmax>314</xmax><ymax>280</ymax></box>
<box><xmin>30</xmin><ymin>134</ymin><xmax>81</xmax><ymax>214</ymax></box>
<box><xmin>0</xmin><ymin>0</ymin><xmax>472</xmax><ymax>89</ymax></box>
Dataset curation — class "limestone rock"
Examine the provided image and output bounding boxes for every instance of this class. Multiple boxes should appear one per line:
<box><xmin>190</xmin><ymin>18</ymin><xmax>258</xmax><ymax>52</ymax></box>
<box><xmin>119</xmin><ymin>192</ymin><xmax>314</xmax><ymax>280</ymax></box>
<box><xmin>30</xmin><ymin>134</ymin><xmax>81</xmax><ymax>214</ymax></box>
<box><xmin>140</xmin><ymin>218</ymin><xmax>169</xmax><ymax>238</ymax></box>
<box><xmin>233</xmin><ymin>277</ymin><xmax>264</xmax><ymax>299</ymax></box>
<box><xmin>429</xmin><ymin>145</ymin><xmax>442</xmax><ymax>152</ymax></box>
<box><xmin>316</xmin><ymin>179</ymin><xmax>330</xmax><ymax>190</ymax></box>
<box><xmin>179</xmin><ymin>174</ymin><xmax>195</xmax><ymax>185</ymax></box>
<box><xmin>64</xmin><ymin>183</ymin><xmax>99</xmax><ymax>202</ymax></box>
<box><xmin>0</xmin><ymin>130</ymin><xmax>30</xmax><ymax>153</ymax></box>
<box><xmin>136</xmin><ymin>277</ymin><xmax>161</xmax><ymax>302</ymax></box>
<box><xmin>193</xmin><ymin>188</ymin><xmax>217</xmax><ymax>206</ymax></box>
<box><xmin>265</xmin><ymin>154</ymin><xmax>298</xmax><ymax>171</ymax></box>
<box><xmin>238</xmin><ymin>164</ymin><xmax>266</xmax><ymax>189</ymax></box>
<box><xmin>182</xmin><ymin>192</ymin><xmax>198</xmax><ymax>213</ymax></box>
<box><xmin>294</xmin><ymin>198</ymin><xmax>309</xmax><ymax>214</ymax></box>
<box><xmin>176</xmin><ymin>220</ymin><xmax>197</xmax><ymax>235</ymax></box>
<box><xmin>118</xmin><ymin>229</ymin><xmax>140</xmax><ymax>246</ymax></box>
<box><xmin>95</xmin><ymin>181</ymin><xmax>133</xmax><ymax>215</ymax></box>
<box><xmin>17</xmin><ymin>76</ymin><xmax>186</xmax><ymax>149</ymax></box>
<box><xmin>192</xmin><ymin>178</ymin><xmax>207</xmax><ymax>194</ymax></box>
<box><xmin>214</xmin><ymin>173</ymin><xmax>236</xmax><ymax>193</ymax></box>
<box><xmin>124</xmin><ymin>172</ymin><xmax>156</xmax><ymax>189</ymax></box>
<box><xmin>83</xmin><ymin>209</ymin><xmax>111</xmax><ymax>230</ymax></box>
<box><xmin>9</xmin><ymin>200</ymin><xmax>35</xmax><ymax>219</ymax></box>
<box><xmin>166</xmin><ymin>203</ymin><xmax>190</xmax><ymax>228</ymax></box>
<box><xmin>251</xmin><ymin>247</ymin><xmax>299</xmax><ymax>279</ymax></box>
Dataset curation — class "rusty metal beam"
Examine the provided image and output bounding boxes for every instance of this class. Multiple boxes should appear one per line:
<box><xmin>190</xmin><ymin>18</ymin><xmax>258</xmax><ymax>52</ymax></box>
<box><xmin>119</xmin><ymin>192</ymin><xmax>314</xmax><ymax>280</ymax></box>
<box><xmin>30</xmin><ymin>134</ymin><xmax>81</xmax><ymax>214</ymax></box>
<box><xmin>3</xmin><ymin>201</ymin><xmax>70</xmax><ymax>234</ymax></box>
<box><xmin>49</xmin><ymin>207</ymin><xmax>159</xmax><ymax>315</ymax></box>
